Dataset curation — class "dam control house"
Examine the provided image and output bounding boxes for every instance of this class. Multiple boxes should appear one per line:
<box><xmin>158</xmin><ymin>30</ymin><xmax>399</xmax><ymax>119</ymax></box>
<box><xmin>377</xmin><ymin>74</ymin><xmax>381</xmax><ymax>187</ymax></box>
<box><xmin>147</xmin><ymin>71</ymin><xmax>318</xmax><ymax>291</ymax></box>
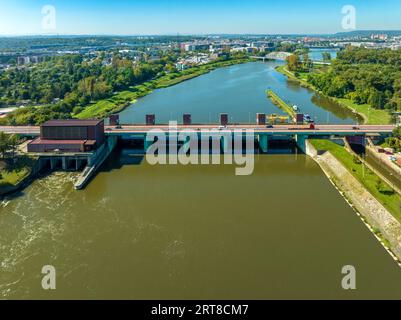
<box><xmin>28</xmin><ymin>119</ymin><xmax>105</xmax><ymax>153</ymax></box>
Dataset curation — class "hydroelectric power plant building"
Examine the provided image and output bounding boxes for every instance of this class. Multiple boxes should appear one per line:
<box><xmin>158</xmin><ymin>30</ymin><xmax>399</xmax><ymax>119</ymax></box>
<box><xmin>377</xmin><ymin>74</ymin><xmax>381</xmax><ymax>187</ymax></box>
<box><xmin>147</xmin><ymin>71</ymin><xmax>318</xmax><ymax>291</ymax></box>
<box><xmin>27</xmin><ymin>119</ymin><xmax>105</xmax><ymax>153</ymax></box>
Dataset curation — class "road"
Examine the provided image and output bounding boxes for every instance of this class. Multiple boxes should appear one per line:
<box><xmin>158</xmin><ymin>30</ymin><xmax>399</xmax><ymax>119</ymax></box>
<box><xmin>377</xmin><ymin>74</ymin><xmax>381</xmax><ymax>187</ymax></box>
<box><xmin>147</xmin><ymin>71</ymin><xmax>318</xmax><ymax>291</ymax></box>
<box><xmin>0</xmin><ymin>124</ymin><xmax>396</xmax><ymax>135</ymax></box>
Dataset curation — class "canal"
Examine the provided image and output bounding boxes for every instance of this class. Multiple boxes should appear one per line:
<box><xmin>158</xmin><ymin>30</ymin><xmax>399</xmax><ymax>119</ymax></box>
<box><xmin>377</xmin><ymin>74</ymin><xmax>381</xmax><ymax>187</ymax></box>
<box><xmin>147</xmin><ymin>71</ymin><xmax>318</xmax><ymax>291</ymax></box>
<box><xmin>1</xmin><ymin>61</ymin><xmax>401</xmax><ymax>299</ymax></box>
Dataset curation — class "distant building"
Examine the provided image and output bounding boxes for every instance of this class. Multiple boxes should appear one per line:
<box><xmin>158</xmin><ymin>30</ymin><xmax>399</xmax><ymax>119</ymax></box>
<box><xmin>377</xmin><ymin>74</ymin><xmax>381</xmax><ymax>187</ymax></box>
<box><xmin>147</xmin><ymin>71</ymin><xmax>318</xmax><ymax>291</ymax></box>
<box><xmin>183</xmin><ymin>43</ymin><xmax>211</xmax><ymax>52</ymax></box>
<box><xmin>28</xmin><ymin>119</ymin><xmax>105</xmax><ymax>153</ymax></box>
<box><xmin>230</xmin><ymin>46</ymin><xmax>256</xmax><ymax>54</ymax></box>
<box><xmin>17</xmin><ymin>56</ymin><xmax>45</xmax><ymax>66</ymax></box>
<box><xmin>371</xmin><ymin>34</ymin><xmax>388</xmax><ymax>41</ymax></box>
<box><xmin>175</xmin><ymin>62</ymin><xmax>189</xmax><ymax>70</ymax></box>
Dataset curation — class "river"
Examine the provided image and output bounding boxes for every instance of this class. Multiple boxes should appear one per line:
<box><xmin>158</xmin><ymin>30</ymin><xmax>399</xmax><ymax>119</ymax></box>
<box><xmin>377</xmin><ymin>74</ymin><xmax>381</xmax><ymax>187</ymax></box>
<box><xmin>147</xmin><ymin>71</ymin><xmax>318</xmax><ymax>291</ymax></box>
<box><xmin>1</xmin><ymin>61</ymin><xmax>401</xmax><ymax>300</ymax></box>
<box><xmin>119</xmin><ymin>61</ymin><xmax>358</xmax><ymax>125</ymax></box>
<box><xmin>308</xmin><ymin>48</ymin><xmax>339</xmax><ymax>61</ymax></box>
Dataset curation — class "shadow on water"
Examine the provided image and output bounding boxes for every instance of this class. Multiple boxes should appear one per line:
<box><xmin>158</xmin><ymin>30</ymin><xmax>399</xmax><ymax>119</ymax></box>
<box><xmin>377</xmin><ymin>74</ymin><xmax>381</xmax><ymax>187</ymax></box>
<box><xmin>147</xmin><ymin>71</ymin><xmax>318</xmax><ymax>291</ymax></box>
<box><xmin>97</xmin><ymin>138</ymin><xmax>302</xmax><ymax>172</ymax></box>
<box><xmin>311</xmin><ymin>94</ymin><xmax>361</xmax><ymax>122</ymax></box>
<box><xmin>98</xmin><ymin>146</ymin><xmax>145</xmax><ymax>174</ymax></box>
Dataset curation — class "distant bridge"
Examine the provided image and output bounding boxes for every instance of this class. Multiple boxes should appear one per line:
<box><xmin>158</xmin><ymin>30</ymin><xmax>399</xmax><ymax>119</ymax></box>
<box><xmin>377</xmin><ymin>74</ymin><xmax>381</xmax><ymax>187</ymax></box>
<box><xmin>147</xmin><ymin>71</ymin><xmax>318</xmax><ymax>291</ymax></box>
<box><xmin>251</xmin><ymin>51</ymin><xmax>293</xmax><ymax>62</ymax></box>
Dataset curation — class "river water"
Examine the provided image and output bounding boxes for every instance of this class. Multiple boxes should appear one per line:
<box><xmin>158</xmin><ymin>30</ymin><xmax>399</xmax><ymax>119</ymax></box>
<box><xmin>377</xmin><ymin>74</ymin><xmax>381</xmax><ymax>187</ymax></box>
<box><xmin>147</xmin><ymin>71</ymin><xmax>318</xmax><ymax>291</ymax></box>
<box><xmin>119</xmin><ymin>61</ymin><xmax>358</xmax><ymax>125</ymax></box>
<box><xmin>308</xmin><ymin>48</ymin><xmax>339</xmax><ymax>61</ymax></box>
<box><xmin>1</xmin><ymin>62</ymin><xmax>401</xmax><ymax>300</ymax></box>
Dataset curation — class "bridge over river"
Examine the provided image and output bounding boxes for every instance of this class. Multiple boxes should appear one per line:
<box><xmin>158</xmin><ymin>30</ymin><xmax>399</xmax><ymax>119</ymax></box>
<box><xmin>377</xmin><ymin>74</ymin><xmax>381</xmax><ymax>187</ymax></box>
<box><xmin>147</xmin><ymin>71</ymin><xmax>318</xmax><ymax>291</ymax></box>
<box><xmin>0</xmin><ymin>123</ymin><xmax>395</xmax><ymax>153</ymax></box>
<box><xmin>0</xmin><ymin>124</ymin><xmax>395</xmax><ymax>189</ymax></box>
<box><xmin>0</xmin><ymin>124</ymin><xmax>395</xmax><ymax>136</ymax></box>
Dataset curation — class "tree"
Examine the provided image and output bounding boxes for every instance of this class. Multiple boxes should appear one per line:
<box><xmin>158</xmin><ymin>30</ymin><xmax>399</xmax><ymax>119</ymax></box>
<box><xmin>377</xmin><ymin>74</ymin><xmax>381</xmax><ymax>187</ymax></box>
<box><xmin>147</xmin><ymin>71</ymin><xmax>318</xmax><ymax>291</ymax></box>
<box><xmin>8</xmin><ymin>134</ymin><xmax>19</xmax><ymax>160</ymax></box>
<box><xmin>287</xmin><ymin>54</ymin><xmax>301</xmax><ymax>72</ymax></box>
<box><xmin>93</xmin><ymin>80</ymin><xmax>112</xmax><ymax>100</ymax></box>
<box><xmin>302</xmin><ymin>53</ymin><xmax>313</xmax><ymax>72</ymax></box>
<box><xmin>322</xmin><ymin>52</ymin><xmax>332</xmax><ymax>61</ymax></box>
<box><xmin>368</xmin><ymin>89</ymin><xmax>385</xmax><ymax>109</ymax></box>
<box><xmin>0</xmin><ymin>132</ymin><xmax>19</xmax><ymax>158</ymax></box>
<box><xmin>0</xmin><ymin>132</ymin><xmax>11</xmax><ymax>158</ymax></box>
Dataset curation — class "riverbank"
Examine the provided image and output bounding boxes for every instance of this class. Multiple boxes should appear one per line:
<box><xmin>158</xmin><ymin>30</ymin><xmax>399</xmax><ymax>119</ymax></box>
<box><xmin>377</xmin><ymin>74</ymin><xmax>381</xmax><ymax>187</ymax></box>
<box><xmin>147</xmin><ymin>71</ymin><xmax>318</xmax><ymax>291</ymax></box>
<box><xmin>306</xmin><ymin>139</ymin><xmax>401</xmax><ymax>262</ymax></box>
<box><xmin>0</xmin><ymin>156</ymin><xmax>37</xmax><ymax>196</ymax></box>
<box><xmin>310</xmin><ymin>139</ymin><xmax>401</xmax><ymax>223</ymax></box>
<box><xmin>75</xmin><ymin>58</ymin><xmax>251</xmax><ymax>120</ymax></box>
<box><xmin>275</xmin><ymin>65</ymin><xmax>391</xmax><ymax>125</ymax></box>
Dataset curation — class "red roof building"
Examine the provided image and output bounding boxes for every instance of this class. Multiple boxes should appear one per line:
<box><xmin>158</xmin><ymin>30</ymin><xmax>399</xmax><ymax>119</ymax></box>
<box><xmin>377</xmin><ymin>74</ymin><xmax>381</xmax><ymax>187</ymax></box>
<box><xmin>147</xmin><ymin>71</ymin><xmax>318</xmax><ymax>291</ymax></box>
<box><xmin>28</xmin><ymin>119</ymin><xmax>105</xmax><ymax>153</ymax></box>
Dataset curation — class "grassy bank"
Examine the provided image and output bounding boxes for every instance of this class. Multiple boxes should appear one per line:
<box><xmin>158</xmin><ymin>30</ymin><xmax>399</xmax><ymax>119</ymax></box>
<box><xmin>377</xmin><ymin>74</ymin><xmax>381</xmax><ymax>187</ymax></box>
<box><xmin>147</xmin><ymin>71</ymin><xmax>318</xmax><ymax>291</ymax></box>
<box><xmin>275</xmin><ymin>65</ymin><xmax>391</xmax><ymax>125</ymax></box>
<box><xmin>0</xmin><ymin>156</ymin><xmax>36</xmax><ymax>195</ymax></box>
<box><xmin>310</xmin><ymin>139</ymin><xmax>401</xmax><ymax>223</ymax></box>
<box><xmin>275</xmin><ymin>65</ymin><xmax>312</xmax><ymax>89</ymax></box>
<box><xmin>266</xmin><ymin>89</ymin><xmax>296</xmax><ymax>117</ymax></box>
<box><xmin>75</xmin><ymin>58</ymin><xmax>250</xmax><ymax>120</ymax></box>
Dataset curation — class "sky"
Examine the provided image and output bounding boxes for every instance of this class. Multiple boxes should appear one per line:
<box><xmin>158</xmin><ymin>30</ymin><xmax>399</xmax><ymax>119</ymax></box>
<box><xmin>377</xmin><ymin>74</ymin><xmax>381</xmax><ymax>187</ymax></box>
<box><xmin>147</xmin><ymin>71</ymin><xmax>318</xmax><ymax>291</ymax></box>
<box><xmin>0</xmin><ymin>0</ymin><xmax>401</xmax><ymax>36</ymax></box>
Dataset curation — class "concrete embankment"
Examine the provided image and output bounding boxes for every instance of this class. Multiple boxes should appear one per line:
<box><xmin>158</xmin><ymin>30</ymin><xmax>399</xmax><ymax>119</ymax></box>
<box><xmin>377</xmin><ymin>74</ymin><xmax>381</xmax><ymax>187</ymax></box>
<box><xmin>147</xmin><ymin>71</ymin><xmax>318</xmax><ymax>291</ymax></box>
<box><xmin>305</xmin><ymin>140</ymin><xmax>401</xmax><ymax>263</ymax></box>
<box><xmin>74</xmin><ymin>136</ymin><xmax>117</xmax><ymax>190</ymax></box>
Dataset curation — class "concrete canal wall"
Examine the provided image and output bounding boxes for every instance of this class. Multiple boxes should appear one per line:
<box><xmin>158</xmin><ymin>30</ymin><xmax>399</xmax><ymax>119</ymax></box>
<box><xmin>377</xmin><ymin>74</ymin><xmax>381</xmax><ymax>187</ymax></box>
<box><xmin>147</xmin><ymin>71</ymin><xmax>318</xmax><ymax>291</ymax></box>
<box><xmin>305</xmin><ymin>140</ymin><xmax>401</xmax><ymax>263</ymax></box>
<box><xmin>366</xmin><ymin>139</ymin><xmax>401</xmax><ymax>179</ymax></box>
<box><xmin>74</xmin><ymin>136</ymin><xmax>118</xmax><ymax>190</ymax></box>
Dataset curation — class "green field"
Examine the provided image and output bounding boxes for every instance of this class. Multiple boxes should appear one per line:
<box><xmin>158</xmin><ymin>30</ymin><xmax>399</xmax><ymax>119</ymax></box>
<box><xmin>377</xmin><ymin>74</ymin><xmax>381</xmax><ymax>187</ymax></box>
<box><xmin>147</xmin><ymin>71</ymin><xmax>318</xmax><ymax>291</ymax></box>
<box><xmin>336</xmin><ymin>98</ymin><xmax>391</xmax><ymax>125</ymax></box>
<box><xmin>75</xmin><ymin>90</ymin><xmax>145</xmax><ymax>120</ymax></box>
<box><xmin>310</xmin><ymin>139</ymin><xmax>401</xmax><ymax>223</ymax></box>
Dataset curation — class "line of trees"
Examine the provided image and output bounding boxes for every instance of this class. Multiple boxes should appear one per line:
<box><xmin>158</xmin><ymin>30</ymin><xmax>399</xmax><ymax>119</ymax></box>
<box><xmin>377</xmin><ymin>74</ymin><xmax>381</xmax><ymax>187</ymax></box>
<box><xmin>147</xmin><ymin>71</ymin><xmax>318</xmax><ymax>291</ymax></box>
<box><xmin>0</xmin><ymin>52</ymin><xmax>174</xmax><ymax>125</ymax></box>
<box><xmin>0</xmin><ymin>54</ymin><xmax>166</xmax><ymax>106</ymax></box>
<box><xmin>307</xmin><ymin>47</ymin><xmax>401</xmax><ymax>111</ymax></box>
<box><xmin>0</xmin><ymin>49</ymin><xmax>244</xmax><ymax>126</ymax></box>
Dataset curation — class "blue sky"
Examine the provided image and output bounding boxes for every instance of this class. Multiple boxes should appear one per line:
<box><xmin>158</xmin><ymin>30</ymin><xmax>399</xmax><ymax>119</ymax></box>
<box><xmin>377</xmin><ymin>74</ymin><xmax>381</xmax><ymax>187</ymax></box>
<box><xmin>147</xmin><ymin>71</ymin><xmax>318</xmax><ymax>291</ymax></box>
<box><xmin>0</xmin><ymin>0</ymin><xmax>401</xmax><ymax>35</ymax></box>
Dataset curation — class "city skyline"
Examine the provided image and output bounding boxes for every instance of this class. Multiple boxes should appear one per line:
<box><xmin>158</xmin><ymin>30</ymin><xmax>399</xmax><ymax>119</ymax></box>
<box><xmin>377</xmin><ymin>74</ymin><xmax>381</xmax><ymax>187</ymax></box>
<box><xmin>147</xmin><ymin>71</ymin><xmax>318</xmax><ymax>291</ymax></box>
<box><xmin>1</xmin><ymin>0</ymin><xmax>401</xmax><ymax>36</ymax></box>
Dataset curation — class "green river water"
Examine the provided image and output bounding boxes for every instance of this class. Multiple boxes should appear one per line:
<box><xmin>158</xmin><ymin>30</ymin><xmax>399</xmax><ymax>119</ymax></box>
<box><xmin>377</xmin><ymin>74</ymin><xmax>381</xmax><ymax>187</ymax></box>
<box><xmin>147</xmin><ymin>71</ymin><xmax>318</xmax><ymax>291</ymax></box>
<box><xmin>1</xmin><ymin>62</ymin><xmax>401</xmax><ymax>299</ymax></box>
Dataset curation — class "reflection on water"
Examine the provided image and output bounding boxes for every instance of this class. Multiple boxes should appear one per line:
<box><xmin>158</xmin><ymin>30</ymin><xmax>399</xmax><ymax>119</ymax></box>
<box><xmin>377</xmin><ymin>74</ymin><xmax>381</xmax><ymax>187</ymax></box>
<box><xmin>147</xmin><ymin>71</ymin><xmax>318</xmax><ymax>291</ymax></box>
<box><xmin>311</xmin><ymin>94</ymin><xmax>362</xmax><ymax>123</ymax></box>
<box><xmin>1</xmin><ymin>151</ymin><xmax>401</xmax><ymax>299</ymax></box>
